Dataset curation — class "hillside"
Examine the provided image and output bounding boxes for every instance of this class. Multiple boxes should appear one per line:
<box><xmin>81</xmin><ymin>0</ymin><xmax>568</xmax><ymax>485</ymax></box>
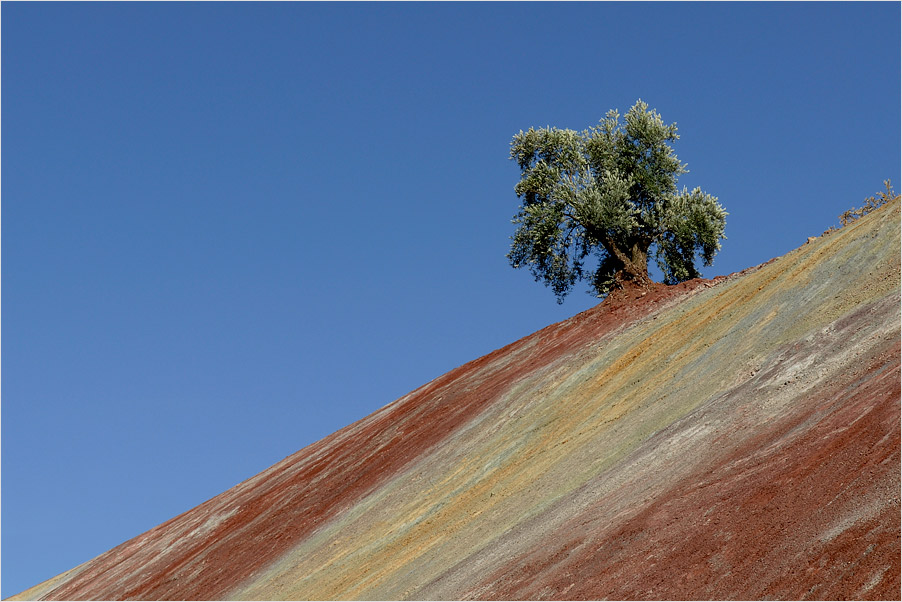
<box><xmin>10</xmin><ymin>201</ymin><xmax>900</xmax><ymax>601</ymax></box>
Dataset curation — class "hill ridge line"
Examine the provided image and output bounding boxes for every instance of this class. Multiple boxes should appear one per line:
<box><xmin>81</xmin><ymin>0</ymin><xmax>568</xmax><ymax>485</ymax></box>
<box><xmin>10</xmin><ymin>200</ymin><xmax>900</xmax><ymax>601</ymax></box>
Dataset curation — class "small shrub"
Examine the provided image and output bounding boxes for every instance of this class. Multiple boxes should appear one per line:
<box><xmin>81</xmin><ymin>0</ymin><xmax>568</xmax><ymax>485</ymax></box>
<box><xmin>838</xmin><ymin>180</ymin><xmax>900</xmax><ymax>226</ymax></box>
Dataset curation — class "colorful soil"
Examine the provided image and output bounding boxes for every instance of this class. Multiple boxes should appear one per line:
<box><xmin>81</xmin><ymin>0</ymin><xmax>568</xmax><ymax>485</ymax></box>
<box><xmin>10</xmin><ymin>201</ymin><xmax>900</xmax><ymax>601</ymax></box>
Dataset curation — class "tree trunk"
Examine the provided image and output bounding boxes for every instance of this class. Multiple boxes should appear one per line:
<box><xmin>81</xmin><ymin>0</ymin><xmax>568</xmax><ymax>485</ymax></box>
<box><xmin>604</xmin><ymin>236</ymin><xmax>653</xmax><ymax>290</ymax></box>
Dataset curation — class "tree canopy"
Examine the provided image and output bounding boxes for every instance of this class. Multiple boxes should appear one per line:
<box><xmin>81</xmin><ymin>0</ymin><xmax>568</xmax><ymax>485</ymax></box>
<box><xmin>507</xmin><ymin>100</ymin><xmax>727</xmax><ymax>303</ymax></box>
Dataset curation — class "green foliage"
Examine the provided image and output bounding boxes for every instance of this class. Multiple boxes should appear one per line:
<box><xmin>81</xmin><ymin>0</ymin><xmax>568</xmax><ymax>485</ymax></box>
<box><xmin>508</xmin><ymin>100</ymin><xmax>727</xmax><ymax>303</ymax></box>
<box><xmin>838</xmin><ymin>180</ymin><xmax>899</xmax><ymax>226</ymax></box>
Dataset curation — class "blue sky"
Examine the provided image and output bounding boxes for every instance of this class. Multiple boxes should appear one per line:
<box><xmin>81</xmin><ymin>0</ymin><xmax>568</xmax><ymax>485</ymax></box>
<box><xmin>2</xmin><ymin>1</ymin><xmax>899</xmax><ymax>597</ymax></box>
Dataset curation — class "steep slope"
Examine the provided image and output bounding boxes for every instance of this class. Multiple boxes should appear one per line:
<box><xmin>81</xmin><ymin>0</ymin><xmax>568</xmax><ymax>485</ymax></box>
<box><xmin>11</xmin><ymin>201</ymin><xmax>900</xmax><ymax>601</ymax></box>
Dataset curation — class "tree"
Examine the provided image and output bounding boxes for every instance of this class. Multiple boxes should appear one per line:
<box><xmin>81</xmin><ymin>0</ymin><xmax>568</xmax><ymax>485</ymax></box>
<box><xmin>507</xmin><ymin>100</ymin><xmax>727</xmax><ymax>303</ymax></box>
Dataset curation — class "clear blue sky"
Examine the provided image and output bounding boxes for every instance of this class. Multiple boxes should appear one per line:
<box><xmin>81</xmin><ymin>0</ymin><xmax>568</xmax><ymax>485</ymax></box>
<box><xmin>2</xmin><ymin>2</ymin><xmax>899</xmax><ymax>597</ymax></box>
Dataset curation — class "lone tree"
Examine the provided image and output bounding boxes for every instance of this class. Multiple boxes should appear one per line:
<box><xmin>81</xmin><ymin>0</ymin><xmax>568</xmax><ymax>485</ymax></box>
<box><xmin>508</xmin><ymin>100</ymin><xmax>727</xmax><ymax>303</ymax></box>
